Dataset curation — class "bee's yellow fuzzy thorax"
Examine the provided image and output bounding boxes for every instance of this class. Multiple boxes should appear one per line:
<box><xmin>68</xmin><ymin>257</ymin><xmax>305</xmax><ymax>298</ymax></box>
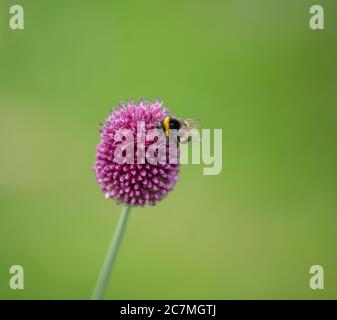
<box><xmin>163</xmin><ymin>116</ymin><xmax>170</xmax><ymax>137</ymax></box>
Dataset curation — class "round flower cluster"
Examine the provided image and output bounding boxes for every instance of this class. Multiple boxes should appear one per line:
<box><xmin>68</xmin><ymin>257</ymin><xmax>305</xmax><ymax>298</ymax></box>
<box><xmin>93</xmin><ymin>100</ymin><xmax>180</xmax><ymax>206</ymax></box>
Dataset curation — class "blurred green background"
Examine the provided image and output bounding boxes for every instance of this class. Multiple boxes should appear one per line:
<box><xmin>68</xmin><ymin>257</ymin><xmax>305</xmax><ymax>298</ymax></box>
<box><xmin>0</xmin><ymin>0</ymin><xmax>337</xmax><ymax>299</ymax></box>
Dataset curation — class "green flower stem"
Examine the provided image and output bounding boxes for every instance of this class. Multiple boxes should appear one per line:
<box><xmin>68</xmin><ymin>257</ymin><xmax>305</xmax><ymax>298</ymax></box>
<box><xmin>92</xmin><ymin>205</ymin><xmax>131</xmax><ymax>300</ymax></box>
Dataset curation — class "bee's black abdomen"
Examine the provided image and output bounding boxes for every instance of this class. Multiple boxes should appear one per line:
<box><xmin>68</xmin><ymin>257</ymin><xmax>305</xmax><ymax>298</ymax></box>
<box><xmin>169</xmin><ymin>118</ymin><xmax>181</xmax><ymax>130</ymax></box>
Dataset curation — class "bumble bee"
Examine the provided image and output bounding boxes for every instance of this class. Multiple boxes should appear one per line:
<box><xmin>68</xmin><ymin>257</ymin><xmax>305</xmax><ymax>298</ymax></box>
<box><xmin>156</xmin><ymin>116</ymin><xmax>200</xmax><ymax>144</ymax></box>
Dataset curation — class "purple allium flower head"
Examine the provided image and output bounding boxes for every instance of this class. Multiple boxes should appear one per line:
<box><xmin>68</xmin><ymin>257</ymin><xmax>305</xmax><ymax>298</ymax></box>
<box><xmin>93</xmin><ymin>99</ymin><xmax>180</xmax><ymax>206</ymax></box>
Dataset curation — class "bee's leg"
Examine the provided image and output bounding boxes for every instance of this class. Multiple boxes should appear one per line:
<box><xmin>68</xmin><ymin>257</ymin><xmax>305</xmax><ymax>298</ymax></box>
<box><xmin>177</xmin><ymin>136</ymin><xmax>181</xmax><ymax>148</ymax></box>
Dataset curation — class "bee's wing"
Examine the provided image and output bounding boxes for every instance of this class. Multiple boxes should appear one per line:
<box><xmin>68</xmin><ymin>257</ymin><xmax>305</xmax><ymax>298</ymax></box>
<box><xmin>180</xmin><ymin>118</ymin><xmax>201</xmax><ymax>129</ymax></box>
<box><xmin>179</xmin><ymin>118</ymin><xmax>201</xmax><ymax>143</ymax></box>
